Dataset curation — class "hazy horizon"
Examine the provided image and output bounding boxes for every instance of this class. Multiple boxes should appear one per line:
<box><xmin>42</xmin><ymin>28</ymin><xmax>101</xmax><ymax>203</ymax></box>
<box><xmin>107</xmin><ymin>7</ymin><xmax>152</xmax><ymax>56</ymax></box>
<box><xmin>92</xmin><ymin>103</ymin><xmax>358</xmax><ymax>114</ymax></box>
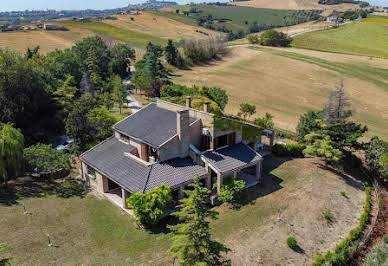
<box><xmin>0</xmin><ymin>0</ymin><xmax>386</xmax><ymax>12</ymax></box>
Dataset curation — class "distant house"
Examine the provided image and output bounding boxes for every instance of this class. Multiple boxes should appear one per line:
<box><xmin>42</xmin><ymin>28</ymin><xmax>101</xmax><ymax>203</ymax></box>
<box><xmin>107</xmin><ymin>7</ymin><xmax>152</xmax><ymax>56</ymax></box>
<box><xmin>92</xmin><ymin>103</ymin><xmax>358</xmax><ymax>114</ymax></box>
<box><xmin>326</xmin><ymin>15</ymin><xmax>339</xmax><ymax>23</ymax></box>
<box><xmin>80</xmin><ymin>98</ymin><xmax>273</xmax><ymax>212</ymax></box>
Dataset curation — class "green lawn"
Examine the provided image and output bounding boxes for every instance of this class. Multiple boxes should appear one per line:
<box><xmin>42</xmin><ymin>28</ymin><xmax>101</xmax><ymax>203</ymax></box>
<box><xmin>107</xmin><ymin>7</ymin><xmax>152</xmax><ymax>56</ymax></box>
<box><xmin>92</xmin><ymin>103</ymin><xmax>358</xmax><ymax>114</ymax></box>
<box><xmin>292</xmin><ymin>21</ymin><xmax>388</xmax><ymax>58</ymax></box>
<box><xmin>58</xmin><ymin>21</ymin><xmax>167</xmax><ymax>48</ymax></box>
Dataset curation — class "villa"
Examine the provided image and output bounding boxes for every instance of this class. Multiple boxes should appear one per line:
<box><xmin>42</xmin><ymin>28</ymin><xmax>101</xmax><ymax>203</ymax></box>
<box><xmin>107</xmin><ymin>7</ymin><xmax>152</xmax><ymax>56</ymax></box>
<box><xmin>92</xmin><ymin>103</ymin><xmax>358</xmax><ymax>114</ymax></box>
<box><xmin>80</xmin><ymin>97</ymin><xmax>273</xmax><ymax>212</ymax></box>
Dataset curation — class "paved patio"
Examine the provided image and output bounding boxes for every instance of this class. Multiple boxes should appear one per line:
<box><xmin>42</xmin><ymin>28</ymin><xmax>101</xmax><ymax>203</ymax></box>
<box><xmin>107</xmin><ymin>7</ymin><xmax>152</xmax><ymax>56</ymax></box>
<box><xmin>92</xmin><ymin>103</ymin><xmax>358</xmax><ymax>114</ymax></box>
<box><xmin>103</xmin><ymin>188</ymin><xmax>133</xmax><ymax>216</ymax></box>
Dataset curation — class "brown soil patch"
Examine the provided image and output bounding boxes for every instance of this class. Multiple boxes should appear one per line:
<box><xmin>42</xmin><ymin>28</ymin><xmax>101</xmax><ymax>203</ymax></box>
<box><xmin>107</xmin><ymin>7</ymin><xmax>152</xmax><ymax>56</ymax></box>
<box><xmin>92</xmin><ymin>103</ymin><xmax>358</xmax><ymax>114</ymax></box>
<box><xmin>172</xmin><ymin>46</ymin><xmax>388</xmax><ymax>140</ymax></box>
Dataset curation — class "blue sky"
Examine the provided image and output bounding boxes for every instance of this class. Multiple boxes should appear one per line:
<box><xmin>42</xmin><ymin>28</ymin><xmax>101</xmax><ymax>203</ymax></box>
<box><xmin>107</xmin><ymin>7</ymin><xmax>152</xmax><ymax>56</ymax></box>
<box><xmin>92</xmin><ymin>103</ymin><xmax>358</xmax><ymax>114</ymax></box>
<box><xmin>0</xmin><ymin>0</ymin><xmax>387</xmax><ymax>11</ymax></box>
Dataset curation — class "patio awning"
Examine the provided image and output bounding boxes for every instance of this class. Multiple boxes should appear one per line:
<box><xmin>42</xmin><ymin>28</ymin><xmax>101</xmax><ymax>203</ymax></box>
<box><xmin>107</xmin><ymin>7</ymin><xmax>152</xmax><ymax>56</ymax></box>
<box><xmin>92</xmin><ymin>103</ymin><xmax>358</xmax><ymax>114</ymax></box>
<box><xmin>201</xmin><ymin>143</ymin><xmax>262</xmax><ymax>175</ymax></box>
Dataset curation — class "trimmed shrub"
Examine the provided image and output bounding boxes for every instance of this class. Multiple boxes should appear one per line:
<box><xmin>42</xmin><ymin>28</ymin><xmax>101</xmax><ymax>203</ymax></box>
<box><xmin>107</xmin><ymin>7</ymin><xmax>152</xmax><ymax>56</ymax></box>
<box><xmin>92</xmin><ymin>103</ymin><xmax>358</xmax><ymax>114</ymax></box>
<box><xmin>287</xmin><ymin>237</ymin><xmax>298</xmax><ymax>249</ymax></box>
<box><xmin>272</xmin><ymin>143</ymin><xmax>306</xmax><ymax>158</ymax></box>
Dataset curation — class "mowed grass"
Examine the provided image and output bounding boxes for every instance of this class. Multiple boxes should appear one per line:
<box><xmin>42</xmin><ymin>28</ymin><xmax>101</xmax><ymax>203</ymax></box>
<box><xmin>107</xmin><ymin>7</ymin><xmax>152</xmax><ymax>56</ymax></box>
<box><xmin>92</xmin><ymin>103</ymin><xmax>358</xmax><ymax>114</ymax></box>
<box><xmin>58</xmin><ymin>20</ymin><xmax>166</xmax><ymax>48</ymax></box>
<box><xmin>0</xmin><ymin>178</ymin><xmax>171</xmax><ymax>265</ymax></box>
<box><xmin>172</xmin><ymin>46</ymin><xmax>388</xmax><ymax>140</ymax></box>
<box><xmin>292</xmin><ymin>21</ymin><xmax>388</xmax><ymax>58</ymax></box>
<box><xmin>0</xmin><ymin>158</ymin><xmax>365</xmax><ymax>265</ymax></box>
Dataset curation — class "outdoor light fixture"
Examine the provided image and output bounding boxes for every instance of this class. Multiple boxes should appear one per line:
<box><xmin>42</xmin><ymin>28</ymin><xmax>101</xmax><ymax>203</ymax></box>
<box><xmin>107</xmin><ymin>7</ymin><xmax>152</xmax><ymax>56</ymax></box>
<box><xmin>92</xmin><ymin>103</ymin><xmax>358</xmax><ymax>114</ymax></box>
<box><xmin>46</xmin><ymin>233</ymin><xmax>53</xmax><ymax>247</ymax></box>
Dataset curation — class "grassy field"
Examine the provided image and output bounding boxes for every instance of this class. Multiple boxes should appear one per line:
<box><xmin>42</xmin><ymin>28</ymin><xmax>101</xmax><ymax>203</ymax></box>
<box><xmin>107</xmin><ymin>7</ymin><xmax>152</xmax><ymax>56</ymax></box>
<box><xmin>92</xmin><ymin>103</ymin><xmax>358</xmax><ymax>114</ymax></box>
<box><xmin>0</xmin><ymin>12</ymin><xmax>220</xmax><ymax>53</ymax></box>
<box><xmin>0</xmin><ymin>27</ymin><xmax>93</xmax><ymax>54</ymax></box>
<box><xmin>292</xmin><ymin>21</ymin><xmax>388</xmax><ymax>58</ymax></box>
<box><xmin>231</xmin><ymin>0</ymin><xmax>358</xmax><ymax>16</ymax></box>
<box><xmin>172</xmin><ymin>46</ymin><xmax>388</xmax><ymax>140</ymax></box>
<box><xmin>0</xmin><ymin>157</ymin><xmax>365</xmax><ymax>265</ymax></box>
<box><xmin>161</xmin><ymin>5</ymin><xmax>317</xmax><ymax>33</ymax></box>
<box><xmin>58</xmin><ymin>20</ymin><xmax>167</xmax><ymax>48</ymax></box>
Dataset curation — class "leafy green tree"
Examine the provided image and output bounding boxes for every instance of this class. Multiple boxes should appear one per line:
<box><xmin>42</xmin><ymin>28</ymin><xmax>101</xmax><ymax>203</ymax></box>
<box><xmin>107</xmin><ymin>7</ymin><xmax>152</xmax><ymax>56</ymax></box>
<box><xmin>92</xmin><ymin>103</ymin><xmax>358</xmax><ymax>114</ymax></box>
<box><xmin>168</xmin><ymin>177</ymin><xmax>230</xmax><ymax>266</ymax></box>
<box><xmin>131</xmin><ymin>42</ymin><xmax>167</xmax><ymax>97</ymax></box>
<box><xmin>0</xmin><ymin>123</ymin><xmax>24</xmax><ymax>185</ymax></box>
<box><xmin>47</xmin><ymin>48</ymin><xmax>83</xmax><ymax>85</ymax></box>
<box><xmin>24</xmin><ymin>144</ymin><xmax>71</xmax><ymax>174</ymax></box>
<box><xmin>303</xmin><ymin>131</ymin><xmax>342</xmax><ymax>165</ymax></box>
<box><xmin>296</xmin><ymin>110</ymin><xmax>322</xmax><ymax>142</ymax></box>
<box><xmin>365</xmin><ymin>137</ymin><xmax>388</xmax><ymax>184</ymax></box>
<box><xmin>323</xmin><ymin>82</ymin><xmax>367</xmax><ymax>149</ymax></box>
<box><xmin>255</xmin><ymin>112</ymin><xmax>274</xmax><ymax>130</ymax></box>
<box><xmin>366</xmin><ymin>234</ymin><xmax>388</xmax><ymax>266</ymax></box>
<box><xmin>111</xmin><ymin>75</ymin><xmax>128</xmax><ymax>114</ymax></box>
<box><xmin>217</xmin><ymin>177</ymin><xmax>245</xmax><ymax>208</ymax></box>
<box><xmin>53</xmin><ymin>74</ymin><xmax>78</xmax><ymax>114</ymax></box>
<box><xmin>65</xmin><ymin>95</ymin><xmax>98</xmax><ymax>154</ymax></box>
<box><xmin>0</xmin><ymin>243</ymin><xmax>11</xmax><ymax>266</ymax></box>
<box><xmin>87</xmin><ymin>106</ymin><xmax>117</xmax><ymax>141</ymax></box>
<box><xmin>100</xmin><ymin>92</ymin><xmax>114</xmax><ymax>110</ymax></box>
<box><xmin>247</xmin><ymin>35</ymin><xmax>259</xmax><ymax>44</ymax></box>
<box><xmin>0</xmin><ymin>49</ymin><xmax>58</xmax><ymax>144</ymax></box>
<box><xmin>260</xmin><ymin>30</ymin><xmax>292</xmax><ymax>47</ymax></box>
<box><xmin>109</xmin><ymin>43</ymin><xmax>135</xmax><ymax>78</ymax></box>
<box><xmin>165</xmin><ymin>39</ymin><xmax>179</xmax><ymax>66</ymax></box>
<box><xmin>200</xmin><ymin>86</ymin><xmax>228</xmax><ymax>111</ymax></box>
<box><xmin>127</xmin><ymin>183</ymin><xmax>172</xmax><ymax>226</ymax></box>
<box><xmin>238</xmin><ymin>103</ymin><xmax>256</xmax><ymax>120</ymax></box>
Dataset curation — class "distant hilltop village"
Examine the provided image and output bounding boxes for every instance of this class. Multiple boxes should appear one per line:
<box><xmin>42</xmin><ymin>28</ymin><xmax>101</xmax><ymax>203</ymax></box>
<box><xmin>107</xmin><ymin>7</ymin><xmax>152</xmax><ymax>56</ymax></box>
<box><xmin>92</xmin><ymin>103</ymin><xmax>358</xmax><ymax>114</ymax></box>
<box><xmin>0</xmin><ymin>0</ymin><xmax>178</xmax><ymax>26</ymax></box>
<box><xmin>127</xmin><ymin>0</ymin><xmax>178</xmax><ymax>10</ymax></box>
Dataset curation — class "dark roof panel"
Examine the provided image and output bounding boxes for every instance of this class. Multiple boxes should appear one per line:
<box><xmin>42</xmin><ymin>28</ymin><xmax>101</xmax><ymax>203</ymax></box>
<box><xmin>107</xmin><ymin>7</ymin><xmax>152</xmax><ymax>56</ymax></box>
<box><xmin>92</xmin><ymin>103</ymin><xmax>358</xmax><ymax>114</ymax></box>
<box><xmin>80</xmin><ymin>137</ymin><xmax>150</xmax><ymax>193</ymax></box>
<box><xmin>145</xmin><ymin>157</ymin><xmax>207</xmax><ymax>192</ymax></box>
<box><xmin>202</xmin><ymin>143</ymin><xmax>261</xmax><ymax>174</ymax></box>
<box><xmin>113</xmin><ymin>103</ymin><xmax>197</xmax><ymax>147</ymax></box>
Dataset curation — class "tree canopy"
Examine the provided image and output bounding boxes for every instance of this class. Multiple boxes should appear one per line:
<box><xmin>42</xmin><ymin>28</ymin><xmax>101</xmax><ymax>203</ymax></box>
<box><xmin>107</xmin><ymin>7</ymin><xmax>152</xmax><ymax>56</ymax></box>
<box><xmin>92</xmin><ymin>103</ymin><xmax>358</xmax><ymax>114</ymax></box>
<box><xmin>0</xmin><ymin>123</ymin><xmax>24</xmax><ymax>185</ymax></box>
<box><xmin>24</xmin><ymin>143</ymin><xmax>71</xmax><ymax>174</ymax></box>
<box><xmin>168</xmin><ymin>177</ymin><xmax>230</xmax><ymax>265</ymax></box>
<box><xmin>127</xmin><ymin>183</ymin><xmax>172</xmax><ymax>227</ymax></box>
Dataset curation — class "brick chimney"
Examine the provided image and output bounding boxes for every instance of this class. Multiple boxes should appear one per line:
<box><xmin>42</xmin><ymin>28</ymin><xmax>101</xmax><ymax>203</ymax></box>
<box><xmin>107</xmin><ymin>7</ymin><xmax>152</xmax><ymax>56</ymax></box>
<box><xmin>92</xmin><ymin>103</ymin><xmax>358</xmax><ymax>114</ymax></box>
<box><xmin>204</xmin><ymin>102</ymin><xmax>210</xmax><ymax>113</ymax></box>
<box><xmin>186</xmin><ymin>96</ymin><xmax>192</xmax><ymax>108</ymax></box>
<box><xmin>177</xmin><ymin>109</ymin><xmax>190</xmax><ymax>157</ymax></box>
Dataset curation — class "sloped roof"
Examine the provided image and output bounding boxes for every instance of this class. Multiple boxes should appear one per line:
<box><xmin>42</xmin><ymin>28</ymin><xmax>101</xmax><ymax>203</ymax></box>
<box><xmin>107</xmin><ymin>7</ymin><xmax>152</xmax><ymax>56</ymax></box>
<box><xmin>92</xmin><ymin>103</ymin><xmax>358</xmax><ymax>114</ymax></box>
<box><xmin>145</xmin><ymin>157</ymin><xmax>207</xmax><ymax>192</ymax></box>
<box><xmin>202</xmin><ymin>143</ymin><xmax>262</xmax><ymax>174</ymax></box>
<box><xmin>80</xmin><ymin>137</ymin><xmax>151</xmax><ymax>193</ymax></box>
<box><xmin>113</xmin><ymin>103</ymin><xmax>198</xmax><ymax>148</ymax></box>
<box><xmin>80</xmin><ymin>136</ymin><xmax>206</xmax><ymax>193</ymax></box>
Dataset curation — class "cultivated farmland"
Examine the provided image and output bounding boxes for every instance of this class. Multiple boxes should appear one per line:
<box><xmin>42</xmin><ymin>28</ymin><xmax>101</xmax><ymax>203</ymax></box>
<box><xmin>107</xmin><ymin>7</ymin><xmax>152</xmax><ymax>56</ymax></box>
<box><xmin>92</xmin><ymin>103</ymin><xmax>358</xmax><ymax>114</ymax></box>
<box><xmin>161</xmin><ymin>5</ymin><xmax>321</xmax><ymax>34</ymax></box>
<box><xmin>292</xmin><ymin>21</ymin><xmax>388</xmax><ymax>58</ymax></box>
<box><xmin>172</xmin><ymin>46</ymin><xmax>388</xmax><ymax>140</ymax></box>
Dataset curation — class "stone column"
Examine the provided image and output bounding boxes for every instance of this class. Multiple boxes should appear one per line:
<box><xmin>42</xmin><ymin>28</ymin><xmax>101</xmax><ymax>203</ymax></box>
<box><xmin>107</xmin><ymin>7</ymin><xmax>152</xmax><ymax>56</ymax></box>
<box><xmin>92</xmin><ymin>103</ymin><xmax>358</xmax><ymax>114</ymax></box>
<box><xmin>217</xmin><ymin>172</ymin><xmax>223</xmax><ymax>194</ymax></box>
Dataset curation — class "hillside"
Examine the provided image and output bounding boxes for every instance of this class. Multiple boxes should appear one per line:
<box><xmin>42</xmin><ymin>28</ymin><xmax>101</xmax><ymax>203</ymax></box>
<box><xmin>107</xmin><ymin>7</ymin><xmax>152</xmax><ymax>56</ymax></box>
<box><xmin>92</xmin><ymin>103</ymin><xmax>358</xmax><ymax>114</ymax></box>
<box><xmin>292</xmin><ymin>20</ymin><xmax>388</xmax><ymax>58</ymax></box>
<box><xmin>232</xmin><ymin>0</ymin><xmax>358</xmax><ymax>15</ymax></box>
<box><xmin>0</xmin><ymin>12</ymin><xmax>220</xmax><ymax>53</ymax></box>
<box><xmin>172</xmin><ymin>46</ymin><xmax>388</xmax><ymax>140</ymax></box>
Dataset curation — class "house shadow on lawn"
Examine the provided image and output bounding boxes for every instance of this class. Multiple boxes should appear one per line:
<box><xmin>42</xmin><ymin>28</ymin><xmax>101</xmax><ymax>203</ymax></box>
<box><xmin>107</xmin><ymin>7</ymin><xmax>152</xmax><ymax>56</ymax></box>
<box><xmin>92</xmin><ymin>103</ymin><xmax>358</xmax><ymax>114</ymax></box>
<box><xmin>0</xmin><ymin>176</ymin><xmax>87</xmax><ymax>206</ymax></box>
<box><xmin>237</xmin><ymin>155</ymin><xmax>293</xmax><ymax>208</ymax></box>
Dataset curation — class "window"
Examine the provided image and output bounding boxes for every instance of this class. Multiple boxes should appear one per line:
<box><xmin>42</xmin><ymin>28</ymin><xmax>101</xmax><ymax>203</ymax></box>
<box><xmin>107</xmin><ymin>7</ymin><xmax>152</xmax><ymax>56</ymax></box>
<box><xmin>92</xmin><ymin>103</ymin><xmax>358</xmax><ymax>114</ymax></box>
<box><xmin>216</xmin><ymin>134</ymin><xmax>228</xmax><ymax>148</ymax></box>
<box><xmin>87</xmin><ymin>165</ymin><xmax>96</xmax><ymax>179</ymax></box>
<box><xmin>120</xmin><ymin>133</ymin><xmax>130</xmax><ymax>143</ymax></box>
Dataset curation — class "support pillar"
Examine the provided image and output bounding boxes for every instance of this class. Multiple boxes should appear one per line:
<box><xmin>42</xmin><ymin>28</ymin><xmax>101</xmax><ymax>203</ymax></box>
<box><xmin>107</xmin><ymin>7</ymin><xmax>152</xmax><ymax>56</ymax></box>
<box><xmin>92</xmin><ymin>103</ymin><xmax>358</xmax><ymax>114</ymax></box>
<box><xmin>205</xmin><ymin>174</ymin><xmax>211</xmax><ymax>190</ymax></box>
<box><xmin>178</xmin><ymin>186</ymin><xmax>185</xmax><ymax>199</ymax></box>
<box><xmin>256</xmin><ymin>160</ymin><xmax>262</xmax><ymax>183</ymax></box>
<box><xmin>233</xmin><ymin>170</ymin><xmax>238</xmax><ymax>179</ymax></box>
<box><xmin>217</xmin><ymin>172</ymin><xmax>223</xmax><ymax>194</ymax></box>
<box><xmin>269</xmin><ymin>132</ymin><xmax>274</xmax><ymax>147</ymax></box>
<box><xmin>122</xmin><ymin>188</ymin><xmax>130</xmax><ymax>209</ymax></box>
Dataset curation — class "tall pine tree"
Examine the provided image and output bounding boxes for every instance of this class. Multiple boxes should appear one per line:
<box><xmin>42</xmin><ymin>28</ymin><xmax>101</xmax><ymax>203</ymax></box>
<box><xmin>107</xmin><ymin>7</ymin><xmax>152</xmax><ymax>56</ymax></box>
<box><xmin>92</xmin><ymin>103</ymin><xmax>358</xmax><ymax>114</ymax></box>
<box><xmin>168</xmin><ymin>176</ymin><xmax>230</xmax><ymax>266</ymax></box>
